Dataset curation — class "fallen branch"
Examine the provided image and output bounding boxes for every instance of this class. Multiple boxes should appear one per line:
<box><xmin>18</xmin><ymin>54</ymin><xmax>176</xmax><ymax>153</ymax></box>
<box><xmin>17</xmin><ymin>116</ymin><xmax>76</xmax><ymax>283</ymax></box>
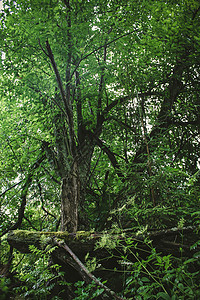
<box><xmin>148</xmin><ymin>226</ymin><xmax>196</xmax><ymax>238</ymax></box>
<box><xmin>160</xmin><ymin>239</ymin><xmax>191</xmax><ymax>251</ymax></box>
<box><xmin>53</xmin><ymin>238</ymin><xmax>125</xmax><ymax>300</ymax></box>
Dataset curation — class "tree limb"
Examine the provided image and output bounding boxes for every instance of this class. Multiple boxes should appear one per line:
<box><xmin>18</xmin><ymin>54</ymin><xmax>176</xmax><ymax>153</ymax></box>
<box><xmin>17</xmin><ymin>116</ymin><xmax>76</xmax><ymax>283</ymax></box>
<box><xmin>53</xmin><ymin>238</ymin><xmax>125</xmax><ymax>300</ymax></box>
<box><xmin>45</xmin><ymin>40</ymin><xmax>71</xmax><ymax>124</ymax></box>
<box><xmin>91</xmin><ymin>134</ymin><xmax>124</xmax><ymax>179</ymax></box>
<box><xmin>97</xmin><ymin>39</ymin><xmax>108</xmax><ymax>126</ymax></box>
<box><xmin>24</xmin><ymin>216</ymin><xmax>38</xmax><ymax>231</ymax></box>
<box><xmin>133</xmin><ymin>62</ymin><xmax>185</xmax><ymax>164</ymax></box>
<box><xmin>70</xmin><ymin>30</ymin><xmax>136</xmax><ymax>79</ymax></box>
<box><xmin>0</xmin><ymin>180</ymin><xmax>23</xmax><ymax>198</ymax></box>
<box><xmin>102</xmin><ymin>95</ymin><xmax>129</xmax><ymax>116</ymax></box>
<box><xmin>0</xmin><ymin>154</ymin><xmax>45</xmax><ymax>237</ymax></box>
<box><xmin>37</xmin><ymin>180</ymin><xmax>58</xmax><ymax>220</ymax></box>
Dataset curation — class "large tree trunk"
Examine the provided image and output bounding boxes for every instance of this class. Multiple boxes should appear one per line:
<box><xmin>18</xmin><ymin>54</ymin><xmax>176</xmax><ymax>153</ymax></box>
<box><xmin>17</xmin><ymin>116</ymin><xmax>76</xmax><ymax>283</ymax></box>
<box><xmin>57</xmin><ymin>134</ymin><xmax>95</xmax><ymax>232</ymax></box>
<box><xmin>60</xmin><ymin>161</ymin><xmax>80</xmax><ymax>232</ymax></box>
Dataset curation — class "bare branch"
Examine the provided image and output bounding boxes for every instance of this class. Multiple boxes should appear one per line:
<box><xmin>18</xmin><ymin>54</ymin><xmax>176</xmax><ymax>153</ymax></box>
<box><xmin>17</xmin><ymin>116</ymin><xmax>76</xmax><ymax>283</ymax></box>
<box><xmin>90</xmin><ymin>133</ymin><xmax>124</xmax><ymax>179</ymax></box>
<box><xmin>24</xmin><ymin>216</ymin><xmax>38</xmax><ymax>231</ymax></box>
<box><xmin>54</xmin><ymin>239</ymin><xmax>125</xmax><ymax>300</ymax></box>
<box><xmin>0</xmin><ymin>180</ymin><xmax>23</xmax><ymax>198</ymax></box>
<box><xmin>45</xmin><ymin>40</ymin><xmax>71</xmax><ymax>123</ymax></box>
<box><xmin>192</xmin><ymin>6</ymin><xmax>200</xmax><ymax>20</ymax></box>
<box><xmin>97</xmin><ymin>39</ymin><xmax>108</xmax><ymax>126</ymax></box>
<box><xmin>38</xmin><ymin>38</ymin><xmax>49</xmax><ymax>57</ymax></box>
<box><xmin>103</xmin><ymin>95</ymin><xmax>129</xmax><ymax>116</ymax></box>
<box><xmin>37</xmin><ymin>180</ymin><xmax>58</xmax><ymax>220</ymax></box>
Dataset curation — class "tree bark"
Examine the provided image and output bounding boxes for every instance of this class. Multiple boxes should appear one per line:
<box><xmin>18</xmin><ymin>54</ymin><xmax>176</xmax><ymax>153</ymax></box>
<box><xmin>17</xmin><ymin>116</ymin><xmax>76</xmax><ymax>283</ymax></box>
<box><xmin>60</xmin><ymin>161</ymin><xmax>80</xmax><ymax>232</ymax></box>
<box><xmin>7</xmin><ymin>227</ymin><xmax>199</xmax><ymax>257</ymax></box>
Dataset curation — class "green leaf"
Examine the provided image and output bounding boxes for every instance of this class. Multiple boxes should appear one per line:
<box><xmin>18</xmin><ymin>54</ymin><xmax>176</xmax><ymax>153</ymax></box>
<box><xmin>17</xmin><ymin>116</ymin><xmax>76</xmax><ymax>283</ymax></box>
<box><xmin>156</xmin><ymin>292</ymin><xmax>171</xmax><ymax>300</ymax></box>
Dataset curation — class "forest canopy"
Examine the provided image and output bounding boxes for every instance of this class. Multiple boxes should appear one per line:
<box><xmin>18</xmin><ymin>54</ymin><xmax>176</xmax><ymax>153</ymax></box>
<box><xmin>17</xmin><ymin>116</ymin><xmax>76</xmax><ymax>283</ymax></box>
<box><xmin>0</xmin><ymin>0</ymin><xmax>200</xmax><ymax>299</ymax></box>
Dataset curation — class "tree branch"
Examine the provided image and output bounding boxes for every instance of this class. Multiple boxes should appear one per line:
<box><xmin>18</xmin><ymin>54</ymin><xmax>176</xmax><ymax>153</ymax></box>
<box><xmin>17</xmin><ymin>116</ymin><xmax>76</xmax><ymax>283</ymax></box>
<box><xmin>192</xmin><ymin>6</ymin><xmax>200</xmax><ymax>20</ymax></box>
<box><xmin>45</xmin><ymin>40</ymin><xmax>71</xmax><ymax>124</ymax></box>
<box><xmin>97</xmin><ymin>40</ymin><xmax>107</xmax><ymax>126</ymax></box>
<box><xmin>37</xmin><ymin>180</ymin><xmax>58</xmax><ymax>220</ymax></box>
<box><xmin>103</xmin><ymin>95</ymin><xmax>129</xmax><ymax>116</ymax></box>
<box><xmin>70</xmin><ymin>30</ymin><xmax>136</xmax><ymax>79</ymax></box>
<box><xmin>75</xmin><ymin>71</ymin><xmax>84</xmax><ymax>144</ymax></box>
<box><xmin>53</xmin><ymin>239</ymin><xmax>125</xmax><ymax>300</ymax></box>
<box><xmin>0</xmin><ymin>154</ymin><xmax>45</xmax><ymax>237</ymax></box>
<box><xmin>133</xmin><ymin>62</ymin><xmax>185</xmax><ymax>164</ymax></box>
<box><xmin>90</xmin><ymin>134</ymin><xmax>124</xmax><ymax>179</ymax></box>
<box><xmin>24</xmin><ymin>216</ymin><xmax>38</xmax><ymax>231</ymax></box>
<box><xmin>0</xmin><ymin>180</ymin><xmax>23</xmax><ymax>198</ymax></box>
<box><xmin>41</xmin><ymin>166</ymin><xmax>60</xmax><ymax>185</ymax></box>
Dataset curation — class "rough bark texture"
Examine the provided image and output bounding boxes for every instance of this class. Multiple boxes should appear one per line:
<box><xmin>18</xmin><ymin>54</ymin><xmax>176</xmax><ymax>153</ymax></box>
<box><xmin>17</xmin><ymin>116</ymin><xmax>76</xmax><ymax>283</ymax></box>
<box><xmin>60</xmin><ymin>162</ymin><xmax>80</xmax><ymax>232</ymax></box>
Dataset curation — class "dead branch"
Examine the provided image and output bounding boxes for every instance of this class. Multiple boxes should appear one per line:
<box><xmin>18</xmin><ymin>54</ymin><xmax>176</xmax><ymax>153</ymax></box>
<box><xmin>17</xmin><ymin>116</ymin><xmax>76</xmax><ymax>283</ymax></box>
<box><xmin>148</xmin><ymin>226</ymin><xmax>196</xmax><ymax>238</ymax></box>
<box><xmin>53</xmin><ymin>238</ymin><xmax>125</xmax><ymax>300</ymax></box>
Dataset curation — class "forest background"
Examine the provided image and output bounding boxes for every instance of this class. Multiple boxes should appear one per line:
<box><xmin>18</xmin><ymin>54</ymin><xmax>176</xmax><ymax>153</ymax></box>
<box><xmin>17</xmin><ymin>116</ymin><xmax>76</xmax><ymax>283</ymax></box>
<box><xmin>0</xmin><ymin>0</ymin><xmax>200</xmax><ymax>299</ymax></box>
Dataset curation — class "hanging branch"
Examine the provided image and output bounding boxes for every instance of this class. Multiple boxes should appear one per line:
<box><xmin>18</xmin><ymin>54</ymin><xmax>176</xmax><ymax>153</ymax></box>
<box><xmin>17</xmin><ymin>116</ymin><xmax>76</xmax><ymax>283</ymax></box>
<box><xmin>41</xmin><ymin>166</ymin><xmax>60</xmax><ymax>185</ymax></box>
<box><xmin>53</xmin><ymin>238</ymin><xmax>125</xmax><ymax>300</ymax></box>
<box><xmin>91</xmin><ymin>134</ymin><xmax>124</xmax><ymax>179</ymax></box>
<box><xmin>91</xmin><ymin>95</ymin><xmax>130</xmax><ymax>142</ymax></box>
<box><xmin>133</xmin><ymin>62</ymin><xmax>185</xmax><ymax>165</ymax></box>
<box><xmin>70</xmin><ymin>30</ymin><xmax>136</xmax><ymax>79</ymax></box>
<box><xmin>24</xmin><ymin>216</ymin><xmax>38</xmax><ymax>231</ymax></box>
<box><xmin>102</xmin><ymin>95</ymin><xmax>129</xmax><ymax>117</ymax></box>
<box><xmin>75</xmin><ymin>70</ymin><xmax>84</xmax><ymax>144</ymax></box>
<box><xmin>6</xmin><ymin>138</ymin><xmax>23</xmax><ymax>173</ymax></box>
<box><xmin>192</xmin><ymin>5</ymin><xmax>200</xmax><ymax>20</ymax></box>
<box><xmin>138</xmin><ymin>94</ymin><xmax>155</xmax><ymax>206</ymax></box>
<box><xmin>64</xmin><ymin>0</ymin><xmax>72</xmax><ymax>105</ymax></box>
<box><xmin>86</xmin><ymin>149</ymin><xmax>103</xmax><ymax>186</ymax></box>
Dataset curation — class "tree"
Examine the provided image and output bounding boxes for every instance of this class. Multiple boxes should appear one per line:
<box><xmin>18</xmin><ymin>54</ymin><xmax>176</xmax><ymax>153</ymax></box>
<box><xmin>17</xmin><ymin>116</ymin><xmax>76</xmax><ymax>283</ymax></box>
<box><xmin>0</xmin><ymin>0</ymin><xmax>138</xmax><ymax>232</ymax></box>
<box><xmin>1</xmin><ymin>0</ymin><xmax>200</xmax><ymax>234</ymax></box>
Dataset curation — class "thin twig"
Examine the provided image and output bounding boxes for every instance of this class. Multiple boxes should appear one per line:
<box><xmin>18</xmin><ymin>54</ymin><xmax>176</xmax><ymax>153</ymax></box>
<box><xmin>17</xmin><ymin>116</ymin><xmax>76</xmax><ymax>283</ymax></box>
<box><xmin>0</xmin><ymin>180</ymin><xmax>23</xmax><ymax>198</ymax></box>
<box><xmin>71</xmin><ymin>30</ymin><xmax>136</xmax><ymax>79</ymax></box>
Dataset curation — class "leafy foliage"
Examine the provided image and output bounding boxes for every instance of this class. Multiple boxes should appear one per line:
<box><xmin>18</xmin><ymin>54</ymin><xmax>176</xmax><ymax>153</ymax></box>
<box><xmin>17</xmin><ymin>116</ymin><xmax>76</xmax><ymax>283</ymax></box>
<box><xmin>0</xmin><ymin>0</ymin><xmax>200</xmax><ymax>298</ymax></box>
<box><xmin>120</xmin><ymin>240</ymin><xmax>200</xmax><ymax>299</ymax></box>
<box><xmin>12</xmin><ymin>245</ymin><xmax>67</xmax><ymax>299</ymax></box>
